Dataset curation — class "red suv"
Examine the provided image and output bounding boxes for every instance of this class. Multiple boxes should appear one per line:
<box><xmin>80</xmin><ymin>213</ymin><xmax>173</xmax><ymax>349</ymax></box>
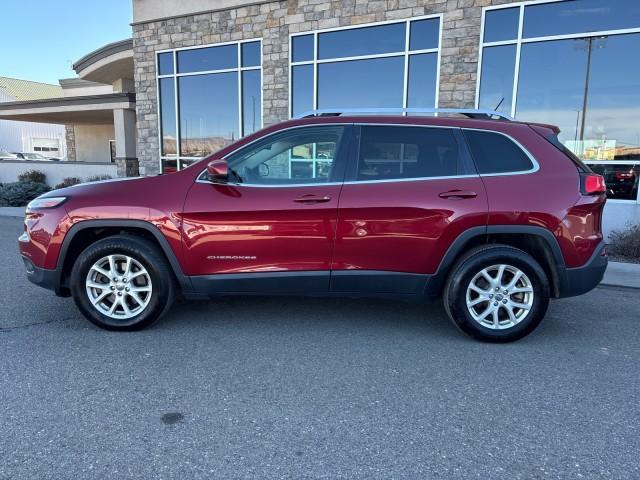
<box><xmin>18</xmin><ymin>110</ymin><xmax>608</xmax><ymax>342</ymax></box>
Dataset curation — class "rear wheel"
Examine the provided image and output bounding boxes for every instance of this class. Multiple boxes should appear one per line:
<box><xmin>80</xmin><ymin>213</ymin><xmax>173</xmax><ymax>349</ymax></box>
<box><xmin>443</xmin><ymin>245</ymin><xmax>550</xmax><ymax>342</ymax></box>
<box><xmin>70</xmin><ymin>235</ymin><xmax>175</xmax><ymax>331</ymax></box>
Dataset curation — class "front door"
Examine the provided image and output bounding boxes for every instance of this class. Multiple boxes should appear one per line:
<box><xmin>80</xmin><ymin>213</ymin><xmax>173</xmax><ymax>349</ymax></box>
<box><xmin>181</xmin><ymin>125</ymin><xmax>350</xmax><ymax>293</ymax></box>
<box><xmin>331</xmin><ymin>124</ymin><xmax>488</xmax><ymax>294</ymax></box>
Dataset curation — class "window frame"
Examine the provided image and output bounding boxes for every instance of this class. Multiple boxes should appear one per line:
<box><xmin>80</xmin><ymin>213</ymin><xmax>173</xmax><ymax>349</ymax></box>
<box><xmin>196</xmin><ymin>124</ymin><xmax>353</xmax><ymax>188</ymax></box>
<box><xmin>155</xmin><ymin>38</ymin><xmax>264</xmax><ymax>173</ymax></box>
<box><xmin>476</xmin><ymin>0</ymin><xmax>640</xmax><ymax>203</ymax></box>
<box><xmin>288</xmin><ymin>15</ymin><xmax>444</xmax><ymax>118</ymax></box>
<box><xmin>346</xmin><ymin>124</ymin><xmax>478</xmax><ymax>184</ymax></box>
<box><xmin>342</xmin><ymin>124</ymin><xmax>540</xmax><ymax>185</ymax></box>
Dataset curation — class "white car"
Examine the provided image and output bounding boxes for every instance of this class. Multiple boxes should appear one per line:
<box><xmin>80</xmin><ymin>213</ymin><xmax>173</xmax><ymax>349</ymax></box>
<box><xmin>0</xmin><ymin>150</ymin><xmax>18</xmax><ymax>160</ymax></box>
<box><xmin>11</xmin><ymin>152</ymin><xmax>59</xmax><ymax>161</ymax></box>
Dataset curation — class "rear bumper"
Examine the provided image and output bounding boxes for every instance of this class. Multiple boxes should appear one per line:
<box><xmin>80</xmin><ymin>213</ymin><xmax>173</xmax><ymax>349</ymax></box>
<box><xmin>557</xmin><ymin>243</ymin><xmax>608</xmax><ymax>298</ymax></box>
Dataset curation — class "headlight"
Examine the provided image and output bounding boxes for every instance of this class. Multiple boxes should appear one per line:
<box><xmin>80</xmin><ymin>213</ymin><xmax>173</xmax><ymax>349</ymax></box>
<box><xmin>26</xmin><ymin>196</ymin><xmax>67</xmax><ymax>210</ymax></box>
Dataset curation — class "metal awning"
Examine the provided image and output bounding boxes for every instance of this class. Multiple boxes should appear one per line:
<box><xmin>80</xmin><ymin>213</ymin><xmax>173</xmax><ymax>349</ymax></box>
<box><xmin>0</xmin><ymin>93</ymin><xmax>135</xmax><ymax>125</ymax></box>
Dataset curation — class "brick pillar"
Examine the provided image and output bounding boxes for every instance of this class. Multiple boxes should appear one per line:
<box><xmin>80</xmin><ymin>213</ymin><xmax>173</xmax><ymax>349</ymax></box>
<box><xmin>65</xmin><ymin>125</ymin><xmax>76</xmax><ymax>161</ymax></box>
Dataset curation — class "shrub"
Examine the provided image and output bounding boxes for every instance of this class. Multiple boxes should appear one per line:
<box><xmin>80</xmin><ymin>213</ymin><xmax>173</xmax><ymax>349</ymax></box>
<box><xmin>0</xmin><ymin>181</ymin><xmax>50</xmax><ymax>207</ymax></box>
<box><xmin>17</xmin><ymin>169</ymin><xmax>47</xmax><ymax>184</ymax></box>
<box><xmin>53</xmin><ymin>177</ymin><xmax>82</xmax><ymax>189</ymax></box>
<box><xmin>86</xmin><ymin>174</ymin><xmax>113</xmax><ymax>182</ymax></box>
<box><xmin>609</xmin><ymin>224</ymin><xmax>640</xmax><ymax>261</ymax></box>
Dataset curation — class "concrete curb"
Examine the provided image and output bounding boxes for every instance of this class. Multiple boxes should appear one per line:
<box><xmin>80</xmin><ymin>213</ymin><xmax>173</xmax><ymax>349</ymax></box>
<box><xmin>601</xmin><ymin>261</ymin><xmax>640</xmax><ymax>290</ymax></box>
<box><xmin>0</xmin><ymin>207</ymin><xmax>26</xmax><ymax>218</ymax></box>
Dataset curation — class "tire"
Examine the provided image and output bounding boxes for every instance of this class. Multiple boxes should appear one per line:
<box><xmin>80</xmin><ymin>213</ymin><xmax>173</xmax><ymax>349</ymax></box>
<box><xmin>443</xmin><ymin>245</ymin><xmax>550</xmax><ymax>343</ymax></box>
<box><xmin>70</xmin><ymin>235</ymin><xmax>176</xmax><ymax>331</ymax></box>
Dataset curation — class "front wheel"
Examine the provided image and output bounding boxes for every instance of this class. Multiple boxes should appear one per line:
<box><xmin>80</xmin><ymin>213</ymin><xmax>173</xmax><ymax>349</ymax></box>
<box><xmin>70</xmin><ymin>235</ymin><xmax>176</xmax><ymax>331</ymax></box>
<box><xmin>443</xmin><ymin>245</ymin><xmax>550</xmax><ymax>342</ymax></box>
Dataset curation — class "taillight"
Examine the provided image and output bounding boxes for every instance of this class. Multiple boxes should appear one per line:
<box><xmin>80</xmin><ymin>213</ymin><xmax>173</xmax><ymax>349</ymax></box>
<box><xmin>580</xmin><ymin>173</ymin><xmax>606</xmax><ymax>195</ymax></box>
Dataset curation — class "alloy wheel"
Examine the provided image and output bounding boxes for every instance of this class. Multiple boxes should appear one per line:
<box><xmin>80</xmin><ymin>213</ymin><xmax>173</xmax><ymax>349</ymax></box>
<box><xmin>85</xmin><ymin>254</ymin><xmax>153</xmax><ymax>320</ymax></box>
<box><xmin>465</xmin><ymin>264</ymin><xmax>534</xmax><ymax>330</ymax></box>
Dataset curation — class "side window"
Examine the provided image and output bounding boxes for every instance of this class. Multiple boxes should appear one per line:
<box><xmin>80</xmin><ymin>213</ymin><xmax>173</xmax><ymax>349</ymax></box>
<box><xmin>226</xmin><ymin>126</ymin><xmax>344</xmax><ymax>185</ymax></box>
<box><xmin>464</xmin><ymin>130</ymin><xmax>534</xmax><ymax>174</ymax></box>
<box><xmin>356</xmin><ymin>126</ymin><xmax>466</xmax><ymax>181</ymax></box>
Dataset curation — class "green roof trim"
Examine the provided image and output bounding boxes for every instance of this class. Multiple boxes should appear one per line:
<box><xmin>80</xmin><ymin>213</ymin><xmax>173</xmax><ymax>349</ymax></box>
<box><xmin>0</xmin><ymin>76</ymin><xmax>63</xmax><ymax>102</ymax></box>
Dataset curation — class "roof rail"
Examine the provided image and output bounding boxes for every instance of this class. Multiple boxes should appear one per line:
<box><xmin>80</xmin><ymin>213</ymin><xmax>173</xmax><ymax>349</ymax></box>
<box><xmin>294</xmin><ymin>108</ymin><xmax>513</xmax><ymax>121</ymax></box>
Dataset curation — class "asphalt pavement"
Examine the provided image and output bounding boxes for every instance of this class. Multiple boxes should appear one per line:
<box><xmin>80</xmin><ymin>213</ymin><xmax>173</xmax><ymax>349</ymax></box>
<box><xmin>1</xmin><ymin>216</ymin><xmax>638</xmax><ymax>479</ymax></box>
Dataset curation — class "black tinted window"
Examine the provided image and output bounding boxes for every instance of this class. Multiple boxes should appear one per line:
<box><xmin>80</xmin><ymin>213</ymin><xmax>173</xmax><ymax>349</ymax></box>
<box><xmin>357</xmin><ymin>126</ymin><xmax>465</xmax><ymax>181</ymax></box>
<box><xmin>464</xmin><ymin>130</ymin><xmax>534</xmax><ymax>174</ymax></box>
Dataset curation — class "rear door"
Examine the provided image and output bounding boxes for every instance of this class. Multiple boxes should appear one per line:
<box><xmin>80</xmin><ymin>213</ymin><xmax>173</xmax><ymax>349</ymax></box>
<box><xmin>331</xmin><ymin>124</ymin><xmax>489</xmax><ymax>294</ymax></box>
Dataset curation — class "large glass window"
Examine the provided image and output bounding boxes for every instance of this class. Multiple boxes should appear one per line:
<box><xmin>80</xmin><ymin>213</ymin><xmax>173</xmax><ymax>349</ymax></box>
<box><xmin>477</xmin><ymin>1</ymin><xmax>640</xmax><ymax>201</ymax></box>
<box><xmin>157</xmin><ymin>40</ymin><xmax>262</xmax><ymax>172</ymax></box>
<box><xmin>477</xmin><ymin>45</ymin><xmax>516</xmax><ymax>116</ymax></box>
<box><xmin>290</xmin><ymin>17</ymin><xmax>442</xmax><ymax>117</ymax></box>
<box><xmin>523</xmin><ymin>0</ymin><xmax>640</xmax><ymax>39</ymax></box>
<box><xmin>318</xmin><ymin>57</ymin><xmax>405</xmax><ymax>110</ymax></box>
<box><xmin>224</xmin><ymin>126</ymin><xmax>344</xmax><ymax>185</ymax></box>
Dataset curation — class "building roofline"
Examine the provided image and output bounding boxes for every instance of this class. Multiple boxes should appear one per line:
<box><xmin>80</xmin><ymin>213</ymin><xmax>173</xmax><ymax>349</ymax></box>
<box><xmin>0</xmin><ymin>92</ymin><xmax>135</xmax><ymax>111</ymax></box>
<box><xmin>131</xmin><ymin>0</ymin><xmax>271</xmax><ymax>25</ymax></box>
<box><xmin>72</xmin><ymin>39</ymin><xmax>133</xmax><ymax>74</ymax></box>
<box><xmin>59</xmin><ymin>78</ymin><xmax>110</xmax><ymax>89</ymax></box>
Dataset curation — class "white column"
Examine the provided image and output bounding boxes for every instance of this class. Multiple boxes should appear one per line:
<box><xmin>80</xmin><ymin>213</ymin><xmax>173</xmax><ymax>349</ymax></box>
<box><xmin>113</xmin><ymin>108</ymin><xmax>138</xmax><ymax>177</ymax></box>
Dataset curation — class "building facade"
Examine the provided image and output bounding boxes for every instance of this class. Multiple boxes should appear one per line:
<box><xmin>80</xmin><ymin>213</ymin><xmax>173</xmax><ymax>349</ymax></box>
<box><xmin>0</xmin><ymin>41</ymin><xmax>136</xmax><ymax>183</ymax></box>
<box><xmin>0</xmin><ymin>77</ymin><xmax>67</xmax><ymax>158</ymax></box>
<box><xmin>130</xmin><ymin>0</ymin><xmax>640</xmax><ymax>234</ymax></box>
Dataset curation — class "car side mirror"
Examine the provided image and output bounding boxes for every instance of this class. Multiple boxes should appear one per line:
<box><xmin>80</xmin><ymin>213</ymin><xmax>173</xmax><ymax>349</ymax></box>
<box><xmin>206</xmin><ymin>159</ymin><xmax>229</xmax><ymax>182</ymax></box>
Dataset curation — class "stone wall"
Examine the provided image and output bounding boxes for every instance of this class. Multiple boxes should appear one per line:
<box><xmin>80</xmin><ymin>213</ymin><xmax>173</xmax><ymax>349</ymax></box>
<box><xmin>132</xmin><ymin>0</ymin><xmax>521</xmax><ymax>175</ymax></box>
<box><xmin>65</xmin><ymin>125</ymin><xmax>76</xmax><ymax>161</ymax></box>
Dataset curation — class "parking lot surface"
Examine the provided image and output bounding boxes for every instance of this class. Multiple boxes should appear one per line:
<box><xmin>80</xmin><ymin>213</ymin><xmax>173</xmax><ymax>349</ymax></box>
<box><xmin>1</xmin><ymin>216</ymin><xmax>638</xmax><ymax>479</ymax></box>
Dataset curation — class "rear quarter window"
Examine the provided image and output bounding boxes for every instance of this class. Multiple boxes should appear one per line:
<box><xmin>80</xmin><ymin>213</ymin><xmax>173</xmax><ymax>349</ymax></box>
<box><xmin>464</xmin><ymin>130</ymin><xmax>534</xmax><ymax>174</ymax></box>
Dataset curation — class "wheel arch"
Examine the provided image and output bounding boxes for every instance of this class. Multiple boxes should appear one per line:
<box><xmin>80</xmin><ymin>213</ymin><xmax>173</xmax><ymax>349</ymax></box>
<box><xmin>56</xmin><ymin>220</ymin><xmax>192</xmax><ymax>296</ymax></box>
<box><xmin>426</xmin><ymin>225</ymin><xmax>566</xmax><ymax>298</ymax></box>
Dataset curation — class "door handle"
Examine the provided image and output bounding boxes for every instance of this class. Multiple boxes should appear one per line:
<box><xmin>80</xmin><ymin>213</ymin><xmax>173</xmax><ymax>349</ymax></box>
<box><xmin>294</xmin><ymin>194</ymin><xmax>332</xmax><ymax>204</ymax></box>
<box><xmin>438</xmin><ymin>190</ymin><xmax>477</xmax><ymax>199</ymax></box>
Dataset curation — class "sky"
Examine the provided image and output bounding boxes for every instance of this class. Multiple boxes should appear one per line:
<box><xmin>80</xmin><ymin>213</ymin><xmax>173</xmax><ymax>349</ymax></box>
<box><xmin>0</xmin><ymin>0</ymin><xmax>132</xmax><ymax>85</ymax></box>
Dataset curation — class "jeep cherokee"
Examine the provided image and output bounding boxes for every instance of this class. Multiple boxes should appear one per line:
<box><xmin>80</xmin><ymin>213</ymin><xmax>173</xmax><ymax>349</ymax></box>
<box><xmin>18</xmin><ymin>109</ymin><xmax>608</xmax><ymax>342</ymax></box>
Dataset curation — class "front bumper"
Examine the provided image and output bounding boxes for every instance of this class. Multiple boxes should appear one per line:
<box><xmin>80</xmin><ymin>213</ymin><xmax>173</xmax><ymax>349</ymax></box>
<box><xmin>557</xmin><ymin>242</ymin><xmax>608</xmax><ymax>298</ymax></box>
<box><xmin>21</xmin><ymin>255</ymin><xmax>60</xmax><ymax>292</ymax></box>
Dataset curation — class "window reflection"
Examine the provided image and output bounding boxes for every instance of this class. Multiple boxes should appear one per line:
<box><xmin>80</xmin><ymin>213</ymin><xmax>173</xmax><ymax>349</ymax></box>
<box><xmin>409</xmin><ymin>18</ymin><xmax>440</xmax><ymax>51</ymax></box>
<box><xmin>479</xmin><ymin>3</ymin><xmax>640</xmax><ymax>201</ymax></box>
<box><xmin>516</xmin><ymin>39</ymin><xmax>588</xmax><ymax>146</ymax></box>
<box><xmin>159</xmin><ymin>78</ymin><xmax>176</xmax><ymax>156</ymax></box>
<box><xmin>318</xmin><ymin>57</ymin><xmax>405</xmax><ymax>109</ymax></box>
<box><xmin>483</xmin><ymin>8</ymin><xmax>519</xmax><ymax>43</ymax></box>
<box><xmin>407</xmin><ymin>53</ymin><xmax>437</xmax><ymax>108</ymax></box>
<box><xmin>178</xmin><ymin>73</ymin><xmax>239</xmax><ymax>157</ymax></box>
<box><xmin>241</xmin><ymin>42</ymin><xmax>261</xmax><ymax>68</ymax></box>
<box><xmin>523</xmin><ymin>0</ymin><xmax>640</xmax><ymax>39</ymax></box>
<box><xmin>582</xmin><ymin>34</ymin><xmax>640</xmax><ymax>162</ymax></box>
<box><xmin>292</xmin><ymin>35</ymin><xmax>314</xmax><ymax>62</ymax></box>
<box><xmin>177</xmin><ymin>44</ymin><xmax>237</xmax><ymax>73</ymax></box>
<box><xmin>478</xmin><ymin>45</ymin><xmax>516</xmax><ymax>115</ymax></box>
<box><xmin>162</xmin><ymin>158</ymin><xmax>178</xmax><ymax>174</ymax></box>
<box><xmin>291</xmin><ymin>19</ymin><xmax>441</xmax><ymax>120</ymax></box>
<box><xmin>318</xmin><ymin>23</ymin><xmax>406</xmax><ymax>59</ymax></box>
<box><xmin>227</xmin><ymin>127</ymin><xmax>343</xmax><ymax>184</ymax></box>
<box><xmin>589</xmin><ymin>164</ymin><xmax>639</xmax><ymax>200</ymax></box>
<box><xmin>242</xmin><ymin>70</ymin><xmax>261</xmax><ymax>136</ymax></box>
<box><xmin>157</xmin><ymin>40</ymin><xmax>262</xmax><ymax>172</ymax></box>
<box><xmin>291</xmin><ymin>64</ymin><xmax>313</xmax><ymax>117</ymax></box>
<box><xmin>158</xmin><ymin>52</ymin><xmax>174</xmax><ymax>75</ymax></box>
